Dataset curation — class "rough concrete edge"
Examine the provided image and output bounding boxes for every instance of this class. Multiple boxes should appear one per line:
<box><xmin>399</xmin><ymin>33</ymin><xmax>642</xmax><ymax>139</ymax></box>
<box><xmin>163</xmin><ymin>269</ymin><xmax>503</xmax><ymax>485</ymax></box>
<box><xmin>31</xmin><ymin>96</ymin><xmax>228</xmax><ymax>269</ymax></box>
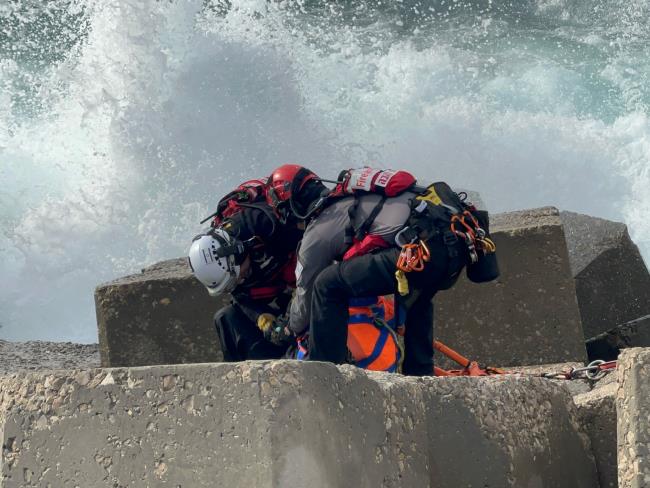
<box><xmin>367</xmin><ymin>372</ymin><xmax>596</xmax><ymax>464</ymax></box>
<box><xmin>560</xmin><ymin>210</ymin><xmax>628</xmax><ymax>276</ymax></box>
<box><xmin>490</xmin><ymin>206</ymin><xmax>560</xmax><ymax>232</ymax></box>
<box><xmin>95</xmin><ymin>258</ymin><xmax>195</xmax><ymax>290</ymax></box>
<box><xmin>577</xmin><ymin>227</ymin><xmax>649</xmax><ymax>279</ymax></box>
<box><xmin>574</xmin><ymin>379</ymin><xmax>617</xmax><ymax>488</ymax></box>
<box><xmin>616</xmin><ymin>347</ymin><xmax>650</xmax><ymax>488</ymax></box>
<box><xmin>574</xmin><ymin>380</ymin><xmax>617</xmax><ymax>407</ymax></box>
<box><xmin>94</xmin><ymin>292</ymin><xmax>111</xmax><ymax>367</ymax></box>
<box><xmin>586</xmin><ymin>313</ymin><xmax>650</xmax><ymax>344</ymax></box>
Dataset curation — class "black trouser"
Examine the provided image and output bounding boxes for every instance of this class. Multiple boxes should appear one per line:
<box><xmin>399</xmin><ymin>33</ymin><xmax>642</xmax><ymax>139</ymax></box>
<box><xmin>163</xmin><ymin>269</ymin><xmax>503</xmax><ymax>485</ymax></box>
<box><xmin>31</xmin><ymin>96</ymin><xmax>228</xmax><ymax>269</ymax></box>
<box><xmin>215</xmin><ymin>302</ymin><xmax>287</xmax><ymax>361</ymax></box>
<box><xmin>308</xmin><ymin>238</ymin><xmax>467</xmax><ymax>376</ymax></box>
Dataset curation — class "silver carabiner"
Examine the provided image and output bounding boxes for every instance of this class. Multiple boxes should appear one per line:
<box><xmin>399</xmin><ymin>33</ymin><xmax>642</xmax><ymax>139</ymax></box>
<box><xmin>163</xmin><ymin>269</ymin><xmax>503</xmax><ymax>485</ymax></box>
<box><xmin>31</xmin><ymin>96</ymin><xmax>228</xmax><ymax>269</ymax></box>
<box><xmin>395</xmin><ymin>227</ymin><xmax>416</xmax><ymax>247</ymax></box>
<box><xmin>585</xmin><ymin>360</ymin><xmax>607</xmax><ymax>380</ymax></box>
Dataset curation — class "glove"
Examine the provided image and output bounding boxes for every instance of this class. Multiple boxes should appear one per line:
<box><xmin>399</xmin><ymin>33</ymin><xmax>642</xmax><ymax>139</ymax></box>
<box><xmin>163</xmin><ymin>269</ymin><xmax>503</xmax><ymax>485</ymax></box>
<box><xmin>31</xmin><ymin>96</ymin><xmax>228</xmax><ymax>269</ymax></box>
<box><xmin>257</xmin><ymin>313</ymin><xmax>276</xmax><ymax>334</ymax></box>
<box><xmin>257</xmin><ymin>313</ymin><xmax>292</xmax><ymax>346</ymax></box>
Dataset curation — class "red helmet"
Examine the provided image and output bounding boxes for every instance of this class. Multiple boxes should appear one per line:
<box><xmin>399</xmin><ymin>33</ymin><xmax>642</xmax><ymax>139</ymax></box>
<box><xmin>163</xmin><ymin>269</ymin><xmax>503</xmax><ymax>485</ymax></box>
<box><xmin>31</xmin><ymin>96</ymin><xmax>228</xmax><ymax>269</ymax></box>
<box><xmin>266</xmin><ymin>164</ymin><xmax>319</xmax><ymax>210</ymax></box>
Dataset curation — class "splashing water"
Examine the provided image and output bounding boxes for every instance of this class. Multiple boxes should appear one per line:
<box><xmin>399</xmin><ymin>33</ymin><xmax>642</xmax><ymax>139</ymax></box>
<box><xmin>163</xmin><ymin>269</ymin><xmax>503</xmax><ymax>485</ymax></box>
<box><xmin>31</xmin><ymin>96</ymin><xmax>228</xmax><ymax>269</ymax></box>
<box><xmin>1</xmin><ymin>0</ymin><xmax>648</xmax><ymax>341</ymax></box>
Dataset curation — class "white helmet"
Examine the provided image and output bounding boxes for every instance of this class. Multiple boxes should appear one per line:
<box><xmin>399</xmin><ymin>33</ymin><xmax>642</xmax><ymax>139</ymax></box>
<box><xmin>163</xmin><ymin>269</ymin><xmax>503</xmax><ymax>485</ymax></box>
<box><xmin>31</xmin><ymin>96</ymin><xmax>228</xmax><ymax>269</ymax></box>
<box><xmin>188</xmin><ymin>229</ymin><xmax>244</xmax><ymax>296</ymax></box>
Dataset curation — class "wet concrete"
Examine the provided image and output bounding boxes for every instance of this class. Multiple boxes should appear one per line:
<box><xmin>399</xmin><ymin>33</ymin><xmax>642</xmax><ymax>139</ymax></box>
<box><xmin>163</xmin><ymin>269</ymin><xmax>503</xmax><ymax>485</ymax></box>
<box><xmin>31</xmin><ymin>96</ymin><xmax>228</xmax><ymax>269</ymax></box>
<box><xmin>0</xmin><ymin>361</ymin><xmax>598</xmax><ymax>488</ymax></box>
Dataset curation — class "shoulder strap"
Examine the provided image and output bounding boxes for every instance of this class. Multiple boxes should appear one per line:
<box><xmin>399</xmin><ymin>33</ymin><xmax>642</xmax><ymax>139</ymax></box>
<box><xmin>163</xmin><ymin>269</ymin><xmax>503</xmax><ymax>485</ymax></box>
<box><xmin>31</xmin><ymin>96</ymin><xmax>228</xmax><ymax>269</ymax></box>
<box><xmin>355</xmin><ymin>196</ymin><xmax>387</xmax><ymax>241</ymax></box>
<box><xmin>344</xmin><ymin>195</ymin><xmax>360</xmax><ymax>246</ymax></box>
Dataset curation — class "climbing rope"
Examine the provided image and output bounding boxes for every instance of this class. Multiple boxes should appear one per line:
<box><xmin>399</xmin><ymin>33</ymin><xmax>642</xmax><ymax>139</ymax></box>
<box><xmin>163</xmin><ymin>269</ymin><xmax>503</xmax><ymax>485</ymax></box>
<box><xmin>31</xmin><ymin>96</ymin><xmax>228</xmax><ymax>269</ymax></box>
<box><xmin>537</xmin><ymin>360</ymin><xmax>618</xmax><ymax>381</ymax></box>
<box><xmin>433</xmin><ymin>340</ymin><xmax>617</xmax><ymax>382</ymax></box>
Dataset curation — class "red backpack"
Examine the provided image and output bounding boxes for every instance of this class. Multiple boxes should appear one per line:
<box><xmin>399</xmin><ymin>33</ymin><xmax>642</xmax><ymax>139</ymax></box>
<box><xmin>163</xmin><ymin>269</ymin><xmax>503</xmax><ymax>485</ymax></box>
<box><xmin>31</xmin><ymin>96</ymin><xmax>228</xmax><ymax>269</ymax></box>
<box><xmin>201</xmin><ymin>178</ymin><xmax>269</xmax><ymax>227</ymax></box>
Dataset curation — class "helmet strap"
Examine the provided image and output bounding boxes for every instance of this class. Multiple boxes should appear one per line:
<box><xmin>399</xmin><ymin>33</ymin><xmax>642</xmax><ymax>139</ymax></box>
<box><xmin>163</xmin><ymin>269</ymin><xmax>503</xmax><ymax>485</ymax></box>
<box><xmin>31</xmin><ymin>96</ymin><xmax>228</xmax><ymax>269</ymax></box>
<box><xmin>209</xmin><ymin>229</ymin><xmax>245</xmax><ymax>261</ymax></box>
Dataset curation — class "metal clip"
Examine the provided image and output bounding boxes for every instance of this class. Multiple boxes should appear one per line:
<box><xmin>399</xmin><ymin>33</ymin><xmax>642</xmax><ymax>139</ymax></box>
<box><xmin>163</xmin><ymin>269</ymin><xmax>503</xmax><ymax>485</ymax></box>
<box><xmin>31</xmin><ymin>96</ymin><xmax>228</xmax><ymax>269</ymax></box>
<box><xmin>463</xmin><ymin>233</ymin><xmax>478</xmax><ymax>263</ymax></box>
<box><xmin>395</xmin><ymin>227</ymin><xmax>418</xmax><ymax>247</ymax></box>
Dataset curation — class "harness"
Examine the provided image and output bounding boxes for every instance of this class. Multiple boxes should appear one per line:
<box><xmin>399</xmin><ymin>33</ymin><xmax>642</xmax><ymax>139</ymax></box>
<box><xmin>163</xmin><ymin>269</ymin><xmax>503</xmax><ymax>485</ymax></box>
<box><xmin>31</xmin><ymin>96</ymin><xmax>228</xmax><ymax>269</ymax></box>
<box><xmin>347</xmin><ymin>296</ymin><xmax>404</xmax><ymax>372</ymax></box>
<box><xmin>294</xmin><ymin>296</ymin><xmax>405</xmax><ymax>372</ymax></box>
<box><xmin>319</xmin><ymin>168</ymin><xmax>497</xmax><ymax>292</ymax></box>
<box><xmin>392</xmin><ymin>182</ymin><xmax>498</xmax><ymax>295</ymax></box>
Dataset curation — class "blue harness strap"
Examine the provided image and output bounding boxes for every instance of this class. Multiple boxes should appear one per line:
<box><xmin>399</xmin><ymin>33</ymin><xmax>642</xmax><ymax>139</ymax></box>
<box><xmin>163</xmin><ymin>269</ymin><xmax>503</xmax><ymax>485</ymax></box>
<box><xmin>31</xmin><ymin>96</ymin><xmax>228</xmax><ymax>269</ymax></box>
<box><xmin>348</xmin><ymin>313</ymin><xmax>375</xmax><ymax>324</ymax></box>
<box><xmin>355</xmin><ymin>327</ymin><xmax>391</xmax><ymax>370</ymax></box>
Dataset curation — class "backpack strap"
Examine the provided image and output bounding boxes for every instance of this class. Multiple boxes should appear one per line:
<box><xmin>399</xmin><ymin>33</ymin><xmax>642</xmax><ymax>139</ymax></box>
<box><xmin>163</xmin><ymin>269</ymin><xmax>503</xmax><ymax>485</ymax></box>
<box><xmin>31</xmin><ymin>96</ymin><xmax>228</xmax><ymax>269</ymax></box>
<box><xmin>344</xmin><ymin>195</ymin><xmax>361</xmax><ymax>246</ymax></box>
<box><xmin>343</xmin><ymin>195</ymin><xmax>387</xmax><ymax>247</ymax></box>
<box><xmin>355</xmin><ymin>196</ymin><xmax>387</xmax><ymax>242</ymax></box>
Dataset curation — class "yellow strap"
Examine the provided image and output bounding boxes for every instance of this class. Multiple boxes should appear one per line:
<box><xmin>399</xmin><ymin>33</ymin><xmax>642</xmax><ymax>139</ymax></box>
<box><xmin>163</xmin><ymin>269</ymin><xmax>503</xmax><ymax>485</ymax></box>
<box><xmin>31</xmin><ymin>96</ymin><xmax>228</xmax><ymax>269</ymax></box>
<box><xmin>416</xmin><ymin>185</ymin><xmax>443</xmax><ymax>206</ymax></box>
<box><xmin>395</xmin><ymin>270</ymin><xmax>409</xmax><ymax>296</ymax></box>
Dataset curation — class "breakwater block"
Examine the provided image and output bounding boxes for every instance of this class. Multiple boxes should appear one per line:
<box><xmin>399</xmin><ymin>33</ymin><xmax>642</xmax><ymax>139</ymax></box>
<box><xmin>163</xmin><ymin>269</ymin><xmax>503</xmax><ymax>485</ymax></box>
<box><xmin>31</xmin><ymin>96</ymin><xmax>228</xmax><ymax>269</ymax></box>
<box><xmin>435</xmin><ymin>207</ymin><xmax>587</xmax><ymax>368</ymax></box>
<box><xmin>587</xmin><ymin>314</ymin><xmax>650</xmax><ymax>361</ymax></box>
<box><xmin>560</xmin><ymin>211</ymin><xmax>650</xmax><ymax>340</ymax></box>
<box><xmin>0</xmin><ymin>361</ymin><xmax>598</xmax><ymax>487</ymax></box>
<box><xmin>617</xmin><ymin>347</ymin><xmax>650</xmax><ymax>488</ymax></box>
<box><xmin>95</xmin><ymin>258</ymin><xmax>226</xmax><ymax>367</ymax></box>
<box><xmin>575</xmin><ymin>380</ymin><xmax>617</xmax><ymax>488</ymax></box>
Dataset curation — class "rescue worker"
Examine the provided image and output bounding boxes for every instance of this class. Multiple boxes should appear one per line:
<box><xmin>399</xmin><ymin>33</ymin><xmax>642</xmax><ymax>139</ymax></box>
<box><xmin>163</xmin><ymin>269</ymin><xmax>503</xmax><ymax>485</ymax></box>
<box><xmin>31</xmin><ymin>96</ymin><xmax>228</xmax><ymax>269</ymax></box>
<box><xmin>267</xmin><ymin>165</ymin><xmax>497</xmax><ymax>376</ymax></box>
<box><xmin>189</xmin><ymin>193</ymin><xmax>303</xmax><ymax>361</ymax></box>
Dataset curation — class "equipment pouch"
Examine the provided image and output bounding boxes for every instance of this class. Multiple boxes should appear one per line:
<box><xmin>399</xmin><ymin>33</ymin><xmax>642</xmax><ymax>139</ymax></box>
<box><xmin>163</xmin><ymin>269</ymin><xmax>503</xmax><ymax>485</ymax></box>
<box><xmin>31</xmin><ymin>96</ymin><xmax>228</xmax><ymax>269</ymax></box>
<box><xmin>466</xmin><ymin>250</ymin><xmax>500</xmax><ymax>283</ymax></box>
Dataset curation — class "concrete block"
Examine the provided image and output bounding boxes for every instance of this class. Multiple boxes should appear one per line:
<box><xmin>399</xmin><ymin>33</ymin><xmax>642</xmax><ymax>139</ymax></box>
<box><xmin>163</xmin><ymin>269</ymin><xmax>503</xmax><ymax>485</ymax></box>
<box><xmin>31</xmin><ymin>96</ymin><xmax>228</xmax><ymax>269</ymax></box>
<box><xmin>95</xmin><ymin>258</ymin><xmax>227</xmax><ymax>367</ymax></box>
<box><xmin>587</xmin><ymin>314</ymin><xmax>650</xmax><ymax>361</ymax></box>
<box><xmin>561</xmin><ymin>211</ymin><xmax>650</xmax><ymax>340</ymax></box>
<box><xmin>617</xmin><ymin>347</ymin><xmax>650</xmax><ymax>488</ymax></box>
<box><xmin>419</xmin><ymin>375</ymin><xmax>598</xmax><ymax>487</ymax></box>
<box><xmin>575</xmin><ymin>380</ymin><xmax>617</xmax><ymax>488</ymax></box>
<box><xmin>0</xmin><ymin>361</ymin><xmax>598</xmax><ymax>487</ymax></box>
<box><xmin>507</xmin><ymin>361</ymin><xmax>590</xmax><ymax>395</ymax></box>
<box><xmin>435</xmin><ymin>207</ymin><xmax>587</xmax><ymax>368</ymax></box>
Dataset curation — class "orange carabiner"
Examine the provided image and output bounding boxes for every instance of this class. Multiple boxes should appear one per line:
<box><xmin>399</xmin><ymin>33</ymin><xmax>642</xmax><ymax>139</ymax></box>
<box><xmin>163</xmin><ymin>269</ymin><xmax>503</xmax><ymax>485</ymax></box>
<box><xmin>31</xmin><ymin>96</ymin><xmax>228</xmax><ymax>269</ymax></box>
<box><xmin>396</xmin><ymin>241</ymin><xmax>430</xmax><ymax>273</ymax></box>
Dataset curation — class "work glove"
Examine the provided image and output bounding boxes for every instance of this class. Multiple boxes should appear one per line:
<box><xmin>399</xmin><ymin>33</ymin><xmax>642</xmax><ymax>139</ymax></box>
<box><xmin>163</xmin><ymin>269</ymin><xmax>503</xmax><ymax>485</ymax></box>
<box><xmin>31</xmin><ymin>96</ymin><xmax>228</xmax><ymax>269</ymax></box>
<box><xmin>257</xmin><ymin>313</ymin><xmax>276</xmax><ymax>334</ymax></box>
<box><xmin>257</xmin><ymin>313</ymin><xmax>292</xmax><ymax>346</ymax></box>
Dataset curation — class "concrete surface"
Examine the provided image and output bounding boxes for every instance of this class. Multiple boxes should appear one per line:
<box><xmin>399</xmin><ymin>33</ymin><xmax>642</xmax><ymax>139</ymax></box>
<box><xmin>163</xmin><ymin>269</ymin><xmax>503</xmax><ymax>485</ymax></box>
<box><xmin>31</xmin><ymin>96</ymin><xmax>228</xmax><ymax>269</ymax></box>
<box><xmin>436</xmin><ymin>207</ymin><xmax>587</xmax><ymax>369</ymax></box>
<box><xmin>0</xmin><ymin>361</ymin><xmax>598</xmax><ymax>488</ymax></box>
<box><xmin>506</xmin><ymin>361</ymin><xmax>590</xmax><ymax>395</ymax></box>
<box><xmin>587</xmin><ymin>314</ymin><xmax>650</xmax><ymax>361</ymax></box>
<box><xmin>95</xmin><ymin>258</ymin><xmax>227</xmax><ymax>367</ymax></box>
<box><xmin>617</xmin><ymin>347</ymin><xmax>650</xmax><ymax>488</ymax></box>
<box><xmin>0</xmin><ymin>341</ymin><xmax>99</xmax><ymax>376</ymax></box>
<box><xmin>561</xmin><ymin>211</ymin><xmax>650</xmax><ymax>340</ymax></box>
<box><xmin>575</xmin><ymin>379</ymin><xmax>618</xmax><ymax>488</ymax></box>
